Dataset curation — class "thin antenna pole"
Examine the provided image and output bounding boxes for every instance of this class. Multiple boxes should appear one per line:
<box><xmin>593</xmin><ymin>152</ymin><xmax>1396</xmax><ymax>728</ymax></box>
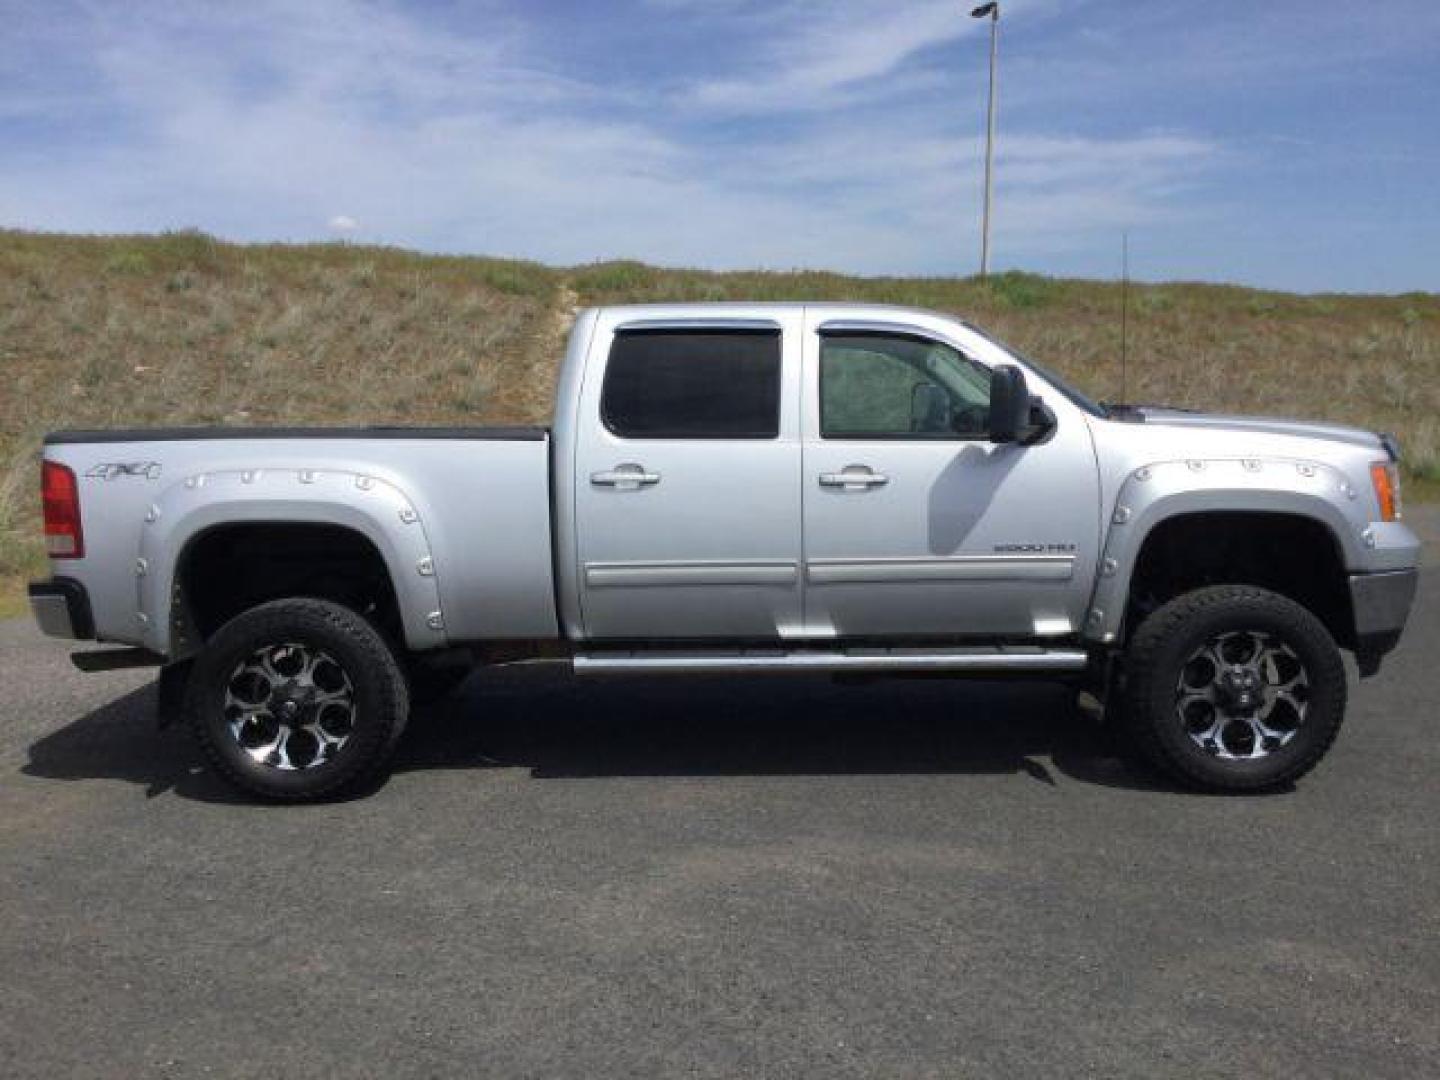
<box><xmin>1120</xmin><ymin>232</ymin><xmax>1129</xmax><ymax>407</ymax></box>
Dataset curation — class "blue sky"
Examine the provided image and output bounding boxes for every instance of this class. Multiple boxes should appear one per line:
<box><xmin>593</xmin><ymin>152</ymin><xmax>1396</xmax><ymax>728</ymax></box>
<box><xmin>2</xmin><ymin>0</ymin><xmax>1436</xmax><ymax>292</ymax></box>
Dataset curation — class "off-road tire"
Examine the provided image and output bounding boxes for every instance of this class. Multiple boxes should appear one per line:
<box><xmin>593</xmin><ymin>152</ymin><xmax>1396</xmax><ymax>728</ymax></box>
<box><xmin>1122</xmin><ymin>584</ymin><xmax>1346</xmax><ymax>792</ymax></box>
<box><xmin>185</xmin><ymin>598</ymin><xmax>409</xmax><ymax>801</ymax></box>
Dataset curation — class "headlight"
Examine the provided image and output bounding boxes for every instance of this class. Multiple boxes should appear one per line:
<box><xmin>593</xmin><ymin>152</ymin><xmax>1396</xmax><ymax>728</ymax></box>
<box><xmin>1370</xmin><ymin>461</ymin><xmax>1402</xmax><ymax>522</ymax></box>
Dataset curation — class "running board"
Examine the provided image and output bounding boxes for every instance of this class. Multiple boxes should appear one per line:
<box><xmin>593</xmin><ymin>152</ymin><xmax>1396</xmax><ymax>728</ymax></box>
<box><xmin>572</xmin><ymin>645</ymin><xmax>1089</xmax><ymax>676</ymax></box>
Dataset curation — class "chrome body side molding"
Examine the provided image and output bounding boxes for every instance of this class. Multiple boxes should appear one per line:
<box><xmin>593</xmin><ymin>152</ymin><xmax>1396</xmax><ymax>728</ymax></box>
<box><xmin>584</xmin><ymin>560</ymin><xmax>800</xmax><ymax>588</ymax></box>
<box><xmin>805</xmin><ymin>555</ymin><xmax>1074</xmax><ymax>585</ymax></box>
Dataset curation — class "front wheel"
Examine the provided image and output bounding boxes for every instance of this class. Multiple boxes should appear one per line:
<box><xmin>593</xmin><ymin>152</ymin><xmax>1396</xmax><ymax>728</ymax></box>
<box><xmin>184</xmin><ymin>598</ymin><xmax>410</xmax><ymax>801</ymax></box>
<box><xmin>1121</xmin><ymin>585</ymin><xmax>1347</xmax><ymax>792</ymax></box>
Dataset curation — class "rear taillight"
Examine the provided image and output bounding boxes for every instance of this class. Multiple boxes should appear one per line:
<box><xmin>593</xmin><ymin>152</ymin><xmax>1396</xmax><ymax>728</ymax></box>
<box><xmin>41</xmin><ymin>461</ymin><xmax>84</xmax><ymax>558</ymax></box>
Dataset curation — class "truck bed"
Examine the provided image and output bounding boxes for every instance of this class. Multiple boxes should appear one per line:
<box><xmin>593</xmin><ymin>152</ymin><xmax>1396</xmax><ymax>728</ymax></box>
<box><xmin>45</xmin><ymin>426</ymin><xmax>547</xmax><ymax>444</ymax></box>
<box><xmin>41</xmin><ymin>427</ymin><xmax>560</xmax><ymax>652</ymax></box>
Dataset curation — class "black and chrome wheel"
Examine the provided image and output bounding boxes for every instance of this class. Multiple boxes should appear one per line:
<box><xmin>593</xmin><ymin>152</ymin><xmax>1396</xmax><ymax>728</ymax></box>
<box><xmin>1175</xmin><ymin>630</ymin><xmax>1312</xmax><ymax>760</ymax></box>
<box><xmin>224</xmin><ymin>643</ymin><xmax>358</xmax><ymax>771</ymax></box>
<box><xmin>1122</xmin><ymin>585</ymin><xmax>1346</xmax><ymax>791</ymax></box>
<box><xmin>185</xmin><ymin>598</ymin><xmax>409</xmax><ymax>801</ymax></box>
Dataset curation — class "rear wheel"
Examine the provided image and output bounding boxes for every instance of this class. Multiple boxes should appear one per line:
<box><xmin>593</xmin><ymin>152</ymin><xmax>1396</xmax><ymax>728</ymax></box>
<box><xmin>1121</xmin><ymin>585</ymin><xmax>1346</xmax><ymax>792</ymax></box>
<box><xmin>185</xmin><ymin>598</ymin><xmax>409</xmax><ymax>801</ymax></box>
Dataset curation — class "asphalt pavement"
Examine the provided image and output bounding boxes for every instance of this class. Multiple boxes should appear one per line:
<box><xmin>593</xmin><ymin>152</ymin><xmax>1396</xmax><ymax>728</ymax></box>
<box><xmin>2</xmin><ymin>512</ymin><xmax>1437</xmax><ymax>1078</ymax></box>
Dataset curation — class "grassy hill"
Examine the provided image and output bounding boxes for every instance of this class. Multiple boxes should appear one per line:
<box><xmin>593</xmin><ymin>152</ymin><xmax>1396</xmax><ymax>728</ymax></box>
<box><xmin>3</xmin><ymin>228</ymin><xmax>1437</xmax><ymax>614</ymax></box>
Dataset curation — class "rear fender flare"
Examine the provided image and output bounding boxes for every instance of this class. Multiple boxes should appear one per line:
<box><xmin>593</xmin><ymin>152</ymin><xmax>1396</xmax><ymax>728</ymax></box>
<box><xmin>136</xmin><ymin>468</ymin><xmax>446</xmax><ymax>657</ymax></box>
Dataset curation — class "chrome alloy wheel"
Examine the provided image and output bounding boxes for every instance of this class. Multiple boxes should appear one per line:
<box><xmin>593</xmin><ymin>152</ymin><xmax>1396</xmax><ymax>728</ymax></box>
<box><xmin>223</xmin><ymin>643</ymin><xmax>357</xmax><ymax>770</ymax></box>
<box><xmin>1175</xmin><ymin>630</ymin><xmax>1310</xmax><ymax>761</ymax></box>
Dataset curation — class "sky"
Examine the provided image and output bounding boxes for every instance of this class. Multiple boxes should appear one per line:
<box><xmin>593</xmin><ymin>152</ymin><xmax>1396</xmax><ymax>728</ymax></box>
<box><xmin>2</xmin><ymin>0</ymin><xmax>1437</xmax><ymax>293</ymax></box>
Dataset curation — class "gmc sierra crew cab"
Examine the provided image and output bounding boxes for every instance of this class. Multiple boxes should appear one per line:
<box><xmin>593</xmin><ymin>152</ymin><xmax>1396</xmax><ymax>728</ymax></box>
<box><xmin>29</xmin><ymin>303</ymin><xmax>1420</xmax><ymax>799</ymax></box>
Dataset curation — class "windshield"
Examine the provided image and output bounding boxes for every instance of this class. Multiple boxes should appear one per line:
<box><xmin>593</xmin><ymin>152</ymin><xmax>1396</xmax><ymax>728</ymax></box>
<box><xmin>961</xmin><ymin>322</ymin><xmax>1109</xmax><ymax>419</ymax></box>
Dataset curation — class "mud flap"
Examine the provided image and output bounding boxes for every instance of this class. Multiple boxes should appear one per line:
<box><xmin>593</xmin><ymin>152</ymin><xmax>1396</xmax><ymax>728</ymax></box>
<box><xmin>156</xmin><ymin>660</ymin><xmax>194</xmax><ymax>730</ymax></box>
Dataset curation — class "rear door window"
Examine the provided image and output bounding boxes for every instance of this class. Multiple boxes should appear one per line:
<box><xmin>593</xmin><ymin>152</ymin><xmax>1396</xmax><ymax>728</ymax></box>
<box><xmin>602</xmin><ymin>329</ymin><xmax>781</xmax><ymax>439</ymax></box>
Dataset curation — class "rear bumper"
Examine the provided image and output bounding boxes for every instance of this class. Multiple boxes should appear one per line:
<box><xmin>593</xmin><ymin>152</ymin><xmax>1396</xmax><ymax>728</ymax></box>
<box><xmin>28</xmin><ymin>578</ymin><xmax>94</xmax><ymax>640</ymax></box>
<box><xmin>1349</xmin><ymin>568</ymin><xmax>1418</xmax><ymax>675</ymax></box>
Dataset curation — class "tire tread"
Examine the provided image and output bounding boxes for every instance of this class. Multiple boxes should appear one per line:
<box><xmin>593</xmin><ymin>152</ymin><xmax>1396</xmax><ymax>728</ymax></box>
<box><xmin>184</xmin><ymin>598</ymin><xmax>409</xmax><ymax>801</ymax></box>
<box><xmin>1121</xmin><ymin>584</ymin><xmax>1346</xmax><ymax>792</ymax></box>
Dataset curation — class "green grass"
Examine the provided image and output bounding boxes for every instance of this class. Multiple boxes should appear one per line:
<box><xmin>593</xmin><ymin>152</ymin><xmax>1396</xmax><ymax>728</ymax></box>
<box><xmin>3</xmin><ymin>228</ymin><xmax>1437</xmax><ymax>613</ymax></box>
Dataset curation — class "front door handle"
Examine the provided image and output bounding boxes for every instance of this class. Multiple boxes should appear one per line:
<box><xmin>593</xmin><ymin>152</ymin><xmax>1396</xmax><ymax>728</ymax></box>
<box><xmin>590</xmin><ymin>464</ymin><xmax>661</xmax><ymax>490</ymax></box>
<box><xmin>819</xmin><ymin>466</ymin><xmax>889</xmax><ymax>490</ymax></box>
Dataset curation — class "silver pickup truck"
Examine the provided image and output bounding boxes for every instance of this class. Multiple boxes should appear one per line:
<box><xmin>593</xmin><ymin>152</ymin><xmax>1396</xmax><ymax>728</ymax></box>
<box><xmin>30</xmin><ymin>303</ymin><xmax>1420</xmax><ymax>799</ymax></box>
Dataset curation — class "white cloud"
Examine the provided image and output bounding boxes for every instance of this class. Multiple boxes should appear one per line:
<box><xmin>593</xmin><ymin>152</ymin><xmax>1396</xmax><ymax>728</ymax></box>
<box><xmin>0</xmin><ymin>0</ymin><xmax>1219</xmax><ymax>277</ymax></box>
<box><xmin>689</xmin><ymin>0</ymin><xmax>970</xmax><ymax>111</ymax></box>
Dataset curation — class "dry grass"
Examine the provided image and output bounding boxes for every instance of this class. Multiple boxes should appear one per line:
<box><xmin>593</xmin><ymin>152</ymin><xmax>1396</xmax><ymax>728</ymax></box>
<box><xmin>0</xmin><ymin>230</ymin><xmax>561</xmax><ymax>600</ymax></box>
<box><xmin>3</xmin><ymin>230</ymin><xmax>1437</xmax><ymax>609</ymax></box>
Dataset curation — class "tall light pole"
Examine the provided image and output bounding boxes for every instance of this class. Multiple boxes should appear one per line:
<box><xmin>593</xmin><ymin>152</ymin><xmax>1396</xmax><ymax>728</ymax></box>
<box><xmin>971</xmin><ymin>2</ymin><xmax>1000</xmax><ymax>279</ymax></box>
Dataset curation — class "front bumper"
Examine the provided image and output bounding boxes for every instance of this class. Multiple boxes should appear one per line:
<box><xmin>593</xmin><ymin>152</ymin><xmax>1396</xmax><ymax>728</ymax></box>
<box><xmin>28</xmin><ymin>578</ymin><xmax>94</xmax><ymax>641</ymax></box>
<box><xmin>1349</xmin><ymin>568</ymin><xmax>1418</xmax><ymax>676</ymax></box>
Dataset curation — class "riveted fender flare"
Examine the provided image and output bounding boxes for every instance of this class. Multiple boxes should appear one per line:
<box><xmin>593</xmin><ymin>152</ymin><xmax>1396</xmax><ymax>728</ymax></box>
<box><xmin>1083</xmin><ymin>458</ymin><xmax>1362</xmax><ymax>645</ymax></box>
<box><xmin>135</xmin><ymin>468</ymin><xmax>447</xmax><ymax>658</ymax></box>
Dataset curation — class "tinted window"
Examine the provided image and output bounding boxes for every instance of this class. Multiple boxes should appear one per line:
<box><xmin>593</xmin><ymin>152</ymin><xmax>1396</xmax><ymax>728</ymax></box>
<box><xmin>820</xmin><ymin>333</ymin><xmax>992</xmax><ymax>439</ymax></box>
<box><xmin>602</xmin><ymin>329</ymin><xmax>781</xmax><ymax>439</ymax></box>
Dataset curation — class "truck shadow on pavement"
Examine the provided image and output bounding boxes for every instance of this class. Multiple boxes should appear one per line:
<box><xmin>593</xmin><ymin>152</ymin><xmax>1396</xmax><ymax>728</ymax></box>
<box><xmin>22</xmin><ymin>664</ymin><xmax>1213</xmax><ymax>802</ymax></box>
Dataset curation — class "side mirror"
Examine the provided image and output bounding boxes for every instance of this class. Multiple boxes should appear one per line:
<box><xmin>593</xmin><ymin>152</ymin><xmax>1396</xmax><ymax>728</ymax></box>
<box><xmin>1025</xmin><ymin>396</ymin><xmax>1057</xmax><ymax>444</ymax></box>
<box><xmin>910</xmin><ymin>382</ymin><xmax>953</xmax><ymax>434</ymax></box>
<box><xmin>988</xmin><ymin>364</ymin><xmax>1031</xmax><ymax>443</ymax></box>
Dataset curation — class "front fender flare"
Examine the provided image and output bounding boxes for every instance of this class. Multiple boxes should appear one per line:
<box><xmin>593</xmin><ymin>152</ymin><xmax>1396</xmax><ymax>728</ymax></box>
<box><xmin>1083</xmin><ymin>457</ymin><xmax>1364</xmax><ymax>644</ymax></box>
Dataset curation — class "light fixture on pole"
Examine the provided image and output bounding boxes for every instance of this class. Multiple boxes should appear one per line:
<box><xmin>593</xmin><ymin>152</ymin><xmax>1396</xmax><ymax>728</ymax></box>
<box><xmin>970</xmin><ymin>2</ymin><xmax>1000</xmax><ymax>279</ymax></box>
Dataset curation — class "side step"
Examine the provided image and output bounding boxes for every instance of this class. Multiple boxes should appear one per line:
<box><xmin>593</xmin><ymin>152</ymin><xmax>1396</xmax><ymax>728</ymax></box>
<box><xmin>573</xmin><ymin>645</ymin><xmax>1089</xmax><ymax>676</ymax></box>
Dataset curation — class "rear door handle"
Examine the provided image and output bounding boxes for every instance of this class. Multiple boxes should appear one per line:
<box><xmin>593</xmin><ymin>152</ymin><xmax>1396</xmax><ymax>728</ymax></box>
<box><xmin>590</xmin><ymin>464</ymin><xmax>661</xmax><ymax>490</ymax></box>
<box><xmin>819</xmin><ymin>467</ymin><xmax>889</xmax><ymax>490</ymax></box>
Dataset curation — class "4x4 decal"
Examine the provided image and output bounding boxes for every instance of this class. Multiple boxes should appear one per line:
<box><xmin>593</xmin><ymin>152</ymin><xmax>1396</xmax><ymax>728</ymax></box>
<box><xmin>86</xmin><ymin>462</ymin><xmax>162</xmax><ymax>481</ymax></box>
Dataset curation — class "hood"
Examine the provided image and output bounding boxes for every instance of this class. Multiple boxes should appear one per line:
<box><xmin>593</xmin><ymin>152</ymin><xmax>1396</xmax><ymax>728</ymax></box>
<box><xmin>1135</xmin><ymin>408</ymin><xmax>1387</xmax><ymax>454</ymax></box>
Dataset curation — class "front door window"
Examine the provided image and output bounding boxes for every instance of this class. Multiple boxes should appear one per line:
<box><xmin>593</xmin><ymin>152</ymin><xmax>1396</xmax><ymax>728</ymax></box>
<box><xmin>820</xmin><ymin>333</ymin><xmax>992</xmax><ymax>440</ymax></box>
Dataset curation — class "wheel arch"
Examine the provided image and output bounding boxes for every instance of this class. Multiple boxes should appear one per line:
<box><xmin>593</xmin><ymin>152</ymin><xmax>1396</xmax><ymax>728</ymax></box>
<box><xmin>138</xmin><ymin>469</ymin><xmax>448</xmax><ymax>657</ymax></box>
<box><xmin>1086</xmin><ymin>461</ymin><xmax>1362</xmax><ymax>647</ymax></box>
